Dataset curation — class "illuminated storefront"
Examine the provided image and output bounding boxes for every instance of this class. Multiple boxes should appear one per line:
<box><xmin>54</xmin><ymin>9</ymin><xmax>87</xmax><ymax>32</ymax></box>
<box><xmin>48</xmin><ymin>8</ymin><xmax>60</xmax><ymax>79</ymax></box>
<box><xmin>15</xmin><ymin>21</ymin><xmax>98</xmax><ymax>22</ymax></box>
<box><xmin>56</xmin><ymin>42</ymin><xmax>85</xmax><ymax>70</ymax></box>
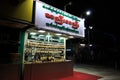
<box><xmin>22</xmin><ymin>1</ymin><xmax>85</xmax><ymax>79</ymax></box>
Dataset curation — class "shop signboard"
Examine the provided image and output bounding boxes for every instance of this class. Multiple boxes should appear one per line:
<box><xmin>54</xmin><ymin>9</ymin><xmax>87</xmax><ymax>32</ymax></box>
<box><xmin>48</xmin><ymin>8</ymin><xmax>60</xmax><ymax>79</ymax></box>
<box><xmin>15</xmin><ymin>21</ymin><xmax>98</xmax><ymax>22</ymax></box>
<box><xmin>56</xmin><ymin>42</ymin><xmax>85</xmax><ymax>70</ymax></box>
<box><xmin>28</xmin><ymin>33</ymin><xmax>64</xmax><ymax>43</ymax></box>
<box><xmin>35</xmin><ymin>1</ymin><xmax>85</xmax><ymax>38</ymax></box>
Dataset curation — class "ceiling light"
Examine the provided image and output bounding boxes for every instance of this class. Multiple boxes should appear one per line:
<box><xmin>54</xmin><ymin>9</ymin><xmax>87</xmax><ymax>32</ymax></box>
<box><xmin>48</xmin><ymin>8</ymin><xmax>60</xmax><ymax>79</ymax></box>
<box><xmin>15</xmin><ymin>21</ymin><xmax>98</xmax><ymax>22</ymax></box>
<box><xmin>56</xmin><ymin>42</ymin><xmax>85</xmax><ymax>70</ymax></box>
<box><xmin>30</xmin><ymin>32</ymin><xmax>37</xmax><ymax>35</ymax></box>
<box><xmin>69</xmin><ymin>36</ymin><xmax>74</xmax><ymax>38</ymax></box>
<box><xmin>55</xmin><ymin>33</ymin><xmax>62</xmax><ymax>36</ymax></box>
<box><xmin>38</xmin><ymin>30</ymin><xmax>46</xmax><ymax>33</ymax></box>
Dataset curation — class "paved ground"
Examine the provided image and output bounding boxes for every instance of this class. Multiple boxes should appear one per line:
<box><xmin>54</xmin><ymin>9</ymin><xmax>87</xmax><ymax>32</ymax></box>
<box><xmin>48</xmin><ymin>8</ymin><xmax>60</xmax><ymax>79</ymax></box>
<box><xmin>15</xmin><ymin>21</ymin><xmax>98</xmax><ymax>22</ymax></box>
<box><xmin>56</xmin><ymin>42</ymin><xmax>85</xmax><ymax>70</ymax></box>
<box><xmin>73</xmin><ymin>63</ymin><xmax>120</xmax><ymax>80</ymax></box>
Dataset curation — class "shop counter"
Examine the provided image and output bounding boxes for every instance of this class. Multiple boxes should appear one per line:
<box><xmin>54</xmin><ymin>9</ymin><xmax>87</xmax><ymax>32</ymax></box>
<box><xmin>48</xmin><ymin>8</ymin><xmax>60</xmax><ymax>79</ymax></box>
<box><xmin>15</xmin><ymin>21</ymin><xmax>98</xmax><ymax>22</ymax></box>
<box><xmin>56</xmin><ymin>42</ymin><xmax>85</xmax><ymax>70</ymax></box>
<box><xmin>24</xmin><ymin>60</ymin><xmax>73</xmax><ymax>80</ymax></box>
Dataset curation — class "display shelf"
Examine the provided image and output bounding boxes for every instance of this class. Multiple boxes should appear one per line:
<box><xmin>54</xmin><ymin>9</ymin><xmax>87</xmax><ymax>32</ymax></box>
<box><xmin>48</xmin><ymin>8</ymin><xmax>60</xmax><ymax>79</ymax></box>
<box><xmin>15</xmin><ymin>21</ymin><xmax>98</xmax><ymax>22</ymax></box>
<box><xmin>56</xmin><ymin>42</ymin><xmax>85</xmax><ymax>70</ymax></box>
<box><xmin>24</xmin><ymin>39</ymin><xmax>65</xmax><ymax>63</ymax></box>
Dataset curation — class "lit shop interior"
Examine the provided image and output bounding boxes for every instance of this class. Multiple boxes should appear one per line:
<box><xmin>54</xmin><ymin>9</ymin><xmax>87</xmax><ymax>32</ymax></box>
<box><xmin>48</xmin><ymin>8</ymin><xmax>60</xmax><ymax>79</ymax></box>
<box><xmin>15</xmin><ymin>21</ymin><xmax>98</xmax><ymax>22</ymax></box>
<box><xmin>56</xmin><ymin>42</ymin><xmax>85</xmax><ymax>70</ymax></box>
<box><xmin>22</xmin><ymin>27</ymin><xmax>74</xmax><ymax>79</ymax></box>
<box><xmin>23</xmin><ymin>27</ymin><xmax>74</xmax><ymax>63</ymax></box>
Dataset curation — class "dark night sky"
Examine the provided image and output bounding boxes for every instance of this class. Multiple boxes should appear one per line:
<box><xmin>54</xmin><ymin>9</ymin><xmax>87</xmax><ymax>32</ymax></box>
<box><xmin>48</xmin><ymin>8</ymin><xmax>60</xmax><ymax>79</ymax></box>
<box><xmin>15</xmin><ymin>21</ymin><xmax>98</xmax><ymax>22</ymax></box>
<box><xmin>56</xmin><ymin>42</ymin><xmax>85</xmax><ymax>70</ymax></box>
<box><xmin>40</xmin><ymin>0</ymin><xmax>119</xmax><ymax>48</ymax></box>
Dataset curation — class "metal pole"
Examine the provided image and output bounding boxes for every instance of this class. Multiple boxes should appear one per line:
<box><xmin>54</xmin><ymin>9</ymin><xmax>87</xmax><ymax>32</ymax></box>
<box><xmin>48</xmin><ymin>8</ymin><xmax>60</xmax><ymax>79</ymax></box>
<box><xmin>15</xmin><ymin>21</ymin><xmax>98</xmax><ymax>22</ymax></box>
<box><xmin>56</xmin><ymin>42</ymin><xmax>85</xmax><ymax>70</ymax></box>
<box><xmin>88</xmin><ymin>27</ymin><xmax>90</xmax><ymax>45</ymax></box>
<box><xmin>88</xmin><ymin>26</ymin><xmax>93</xmax><ymax>45</ymax></box>
<box><xmin>64</xmin><ymin>2</ymin><xmax>72</xmax><ymax>12</ymax></box>
<box><xmin>64</xmin><ymin>5</ymin><xmax>66</xmax><ymax>11</ymax></box>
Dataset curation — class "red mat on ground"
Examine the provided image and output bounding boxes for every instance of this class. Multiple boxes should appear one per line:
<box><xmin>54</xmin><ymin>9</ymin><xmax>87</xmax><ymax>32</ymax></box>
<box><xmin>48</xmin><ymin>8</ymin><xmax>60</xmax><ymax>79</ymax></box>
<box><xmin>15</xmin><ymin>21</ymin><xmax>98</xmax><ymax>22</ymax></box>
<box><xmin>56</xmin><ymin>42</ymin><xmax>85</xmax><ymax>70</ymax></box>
<box><xmin>58</xmin><ymin>71</ymin><xmax>102</xmax><ymax>80</ymax></box>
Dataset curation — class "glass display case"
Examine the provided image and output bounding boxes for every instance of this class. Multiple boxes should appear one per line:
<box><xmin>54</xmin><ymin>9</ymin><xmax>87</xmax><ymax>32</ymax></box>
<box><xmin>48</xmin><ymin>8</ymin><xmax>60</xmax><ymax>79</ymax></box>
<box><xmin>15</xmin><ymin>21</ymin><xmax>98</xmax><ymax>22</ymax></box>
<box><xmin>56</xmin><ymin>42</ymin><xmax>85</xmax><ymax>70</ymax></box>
<box><xmin>24</xmin><ymin>28</ymin><xmax>67</xmax><ymax>63</ymax></box>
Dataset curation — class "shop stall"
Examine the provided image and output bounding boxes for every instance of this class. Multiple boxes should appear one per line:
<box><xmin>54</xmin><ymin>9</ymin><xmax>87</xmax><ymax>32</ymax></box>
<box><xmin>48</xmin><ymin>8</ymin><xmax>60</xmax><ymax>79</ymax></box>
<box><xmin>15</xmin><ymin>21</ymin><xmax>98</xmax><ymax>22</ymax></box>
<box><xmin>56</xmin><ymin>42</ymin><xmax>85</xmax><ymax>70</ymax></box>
<box><xmin>23</xmin><ymin>28</ymin><xmax>73</xmax><ymax>80</ymax></box>
<box><xmin>0</xmin><ymin>0</ymin><xmax>85</xmax><ymax>80</ymax></box>
<box><xmin>23</xmin><ymin>1</ymin><xmax>85</xmax><ymax>80</ymax></box>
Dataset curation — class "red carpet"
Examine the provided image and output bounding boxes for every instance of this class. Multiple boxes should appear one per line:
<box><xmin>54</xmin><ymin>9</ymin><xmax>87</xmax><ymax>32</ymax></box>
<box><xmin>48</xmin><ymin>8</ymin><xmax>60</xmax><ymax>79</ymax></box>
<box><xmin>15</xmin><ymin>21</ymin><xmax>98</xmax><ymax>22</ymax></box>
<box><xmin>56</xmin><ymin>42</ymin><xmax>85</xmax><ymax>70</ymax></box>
<box><xmin>58</xmin><ymin>71</ymin><xmax>102</xmax><ymax>80</ymax></box>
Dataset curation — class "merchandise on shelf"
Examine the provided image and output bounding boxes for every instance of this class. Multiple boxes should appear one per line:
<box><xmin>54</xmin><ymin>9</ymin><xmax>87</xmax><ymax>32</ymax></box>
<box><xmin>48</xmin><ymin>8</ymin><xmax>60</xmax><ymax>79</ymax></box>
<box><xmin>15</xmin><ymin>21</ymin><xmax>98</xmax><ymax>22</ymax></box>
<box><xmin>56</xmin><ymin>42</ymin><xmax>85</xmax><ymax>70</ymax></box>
<box><xmin>24</xmin><ymin>32</ymin><xmax>66</xmax><ymax>63</ymax></box>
